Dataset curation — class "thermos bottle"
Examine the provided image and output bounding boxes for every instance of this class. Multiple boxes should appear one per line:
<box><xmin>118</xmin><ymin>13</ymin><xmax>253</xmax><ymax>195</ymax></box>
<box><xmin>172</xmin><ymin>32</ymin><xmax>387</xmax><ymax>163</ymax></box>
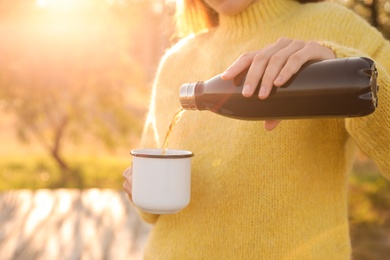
<box><xmin>179</xmin><ymin>57</ymin><xmax>378</xmax><ymax>120</ymax></box>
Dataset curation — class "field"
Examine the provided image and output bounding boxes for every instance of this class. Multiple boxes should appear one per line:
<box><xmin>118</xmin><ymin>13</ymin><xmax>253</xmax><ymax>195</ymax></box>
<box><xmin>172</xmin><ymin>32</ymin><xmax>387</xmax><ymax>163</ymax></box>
<box><xmin>0</xmin><ymin>114</ymin><xmax>132</xmax><ymax>190</ymax></box>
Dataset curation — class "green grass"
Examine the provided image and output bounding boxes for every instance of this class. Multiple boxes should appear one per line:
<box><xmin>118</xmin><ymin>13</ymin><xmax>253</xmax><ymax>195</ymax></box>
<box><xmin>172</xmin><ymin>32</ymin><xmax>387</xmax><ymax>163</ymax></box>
<box><xmin>349</xmin><ymin>170</ymin><xmax>390</xmax><ymax>225</ymax></box>
<box><xmin>348</xmin><ymin>163</ymin><xmax>390</xmax><ymax>260</ymax></box>
<box><xmin>0</xmin><ymin>154</ymin><xmax>131</xmax><ymax>190</ymax></box>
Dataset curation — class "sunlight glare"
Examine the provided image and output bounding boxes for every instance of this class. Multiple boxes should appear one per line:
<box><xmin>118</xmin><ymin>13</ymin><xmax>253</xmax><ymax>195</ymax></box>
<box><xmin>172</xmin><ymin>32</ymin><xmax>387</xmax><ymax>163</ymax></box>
<box><xmin>385</xmin><ymin>2</ymin><xmax>390</xmax><ymax>13</ymax></box>
<box><xmin>37</xmin><ymin>0</ymin><xmax>49</xmax><ymax>8</ymax></box>
<box><xmin>36</xmin><ymin>0</ymin><xmax>84</xmax><ymax>11</ymax></box>
<box><xmin>25</xmin><ymin>190</ymin><xmax>54</xmax><ymax>235</ymax></box>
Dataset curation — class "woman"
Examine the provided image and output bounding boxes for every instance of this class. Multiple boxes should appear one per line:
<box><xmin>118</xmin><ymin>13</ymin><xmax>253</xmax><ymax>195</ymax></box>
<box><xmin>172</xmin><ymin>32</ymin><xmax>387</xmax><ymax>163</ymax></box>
<box><xmin>123</xmin><ymin>0</ymin><xmax>390</xmax><ymax>258</ymax></box>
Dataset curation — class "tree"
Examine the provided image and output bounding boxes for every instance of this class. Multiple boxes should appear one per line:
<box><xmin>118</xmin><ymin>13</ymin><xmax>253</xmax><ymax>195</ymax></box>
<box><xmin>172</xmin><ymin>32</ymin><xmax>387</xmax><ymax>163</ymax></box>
<box><xmin>329</xmin><ymin>0</ymin><xmax>390</xmax><ymax>39</ymax></box>
<box><xmin>0</xmin><ymin>1</ymin><xmax>151</xmax><ymax>187</ymax></box>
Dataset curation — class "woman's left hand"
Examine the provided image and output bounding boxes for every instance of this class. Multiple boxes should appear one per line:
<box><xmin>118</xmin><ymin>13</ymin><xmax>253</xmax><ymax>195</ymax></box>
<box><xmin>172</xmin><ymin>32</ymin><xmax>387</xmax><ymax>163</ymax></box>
<box><xmin>221</xmin><ymin>37</ymin><xmax>335</xmax><ymax>131</ymax></box>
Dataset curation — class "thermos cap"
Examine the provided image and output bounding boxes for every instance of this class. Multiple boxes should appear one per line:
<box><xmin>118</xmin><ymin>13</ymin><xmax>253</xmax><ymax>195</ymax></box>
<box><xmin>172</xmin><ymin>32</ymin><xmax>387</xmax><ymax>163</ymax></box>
<box><xmin>180</xmin><ymin>82</ymin><xmax>198</xmax><ymax>110</ymax></box>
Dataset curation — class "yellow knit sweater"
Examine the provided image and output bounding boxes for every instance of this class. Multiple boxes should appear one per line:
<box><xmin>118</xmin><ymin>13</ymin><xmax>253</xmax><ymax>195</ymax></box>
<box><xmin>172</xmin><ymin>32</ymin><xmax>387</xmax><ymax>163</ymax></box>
<box><xmin>137</xmin><ymin>0</ymin><xmax>390</xmax><ymax>259</ymax></box>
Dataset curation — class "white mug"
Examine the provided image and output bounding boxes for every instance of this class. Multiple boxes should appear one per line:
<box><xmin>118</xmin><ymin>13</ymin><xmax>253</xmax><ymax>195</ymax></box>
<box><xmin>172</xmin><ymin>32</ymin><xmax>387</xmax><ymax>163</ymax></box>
<box><xmin>130</xmin><ymin>148</ymin><xmax>194</xmax><ymax>214</ymax></box>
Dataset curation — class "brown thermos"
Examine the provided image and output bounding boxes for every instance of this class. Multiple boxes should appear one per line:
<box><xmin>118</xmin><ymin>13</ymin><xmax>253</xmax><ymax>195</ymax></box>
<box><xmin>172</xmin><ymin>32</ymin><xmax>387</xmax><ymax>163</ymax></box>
<box><xmin>180</xmin><ymin>57</ymin><xmax>378</xmax><ymax>120</ymax></box>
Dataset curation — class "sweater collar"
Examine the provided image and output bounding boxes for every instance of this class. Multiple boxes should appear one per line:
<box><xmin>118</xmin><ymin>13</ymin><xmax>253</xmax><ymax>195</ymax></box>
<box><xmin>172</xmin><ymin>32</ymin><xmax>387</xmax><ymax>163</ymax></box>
<box><xmin>216</xmin><ymin>0</ymin><xmax>300</xmax><ymax>37</ymax></box>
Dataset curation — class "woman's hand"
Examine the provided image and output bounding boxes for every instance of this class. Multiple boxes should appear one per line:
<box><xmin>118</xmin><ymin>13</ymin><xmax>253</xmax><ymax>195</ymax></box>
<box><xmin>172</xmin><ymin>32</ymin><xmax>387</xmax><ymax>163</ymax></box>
<box><xmin>221</xmin><ymin>37</ymin><xmax>335</xmax><ymax>131</ymax></box>
<box><xmin>122</xmin><ymin>167</ymin><xmax>133</xmax><ymax>202</ymax></box>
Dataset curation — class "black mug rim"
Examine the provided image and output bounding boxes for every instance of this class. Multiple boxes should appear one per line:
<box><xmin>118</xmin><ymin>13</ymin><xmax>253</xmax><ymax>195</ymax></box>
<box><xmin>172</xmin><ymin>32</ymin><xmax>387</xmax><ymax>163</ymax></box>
<box><xmin>130</xmin><ymin>148</ymin><xmax>194</xmax><ymax>159</ymax></box>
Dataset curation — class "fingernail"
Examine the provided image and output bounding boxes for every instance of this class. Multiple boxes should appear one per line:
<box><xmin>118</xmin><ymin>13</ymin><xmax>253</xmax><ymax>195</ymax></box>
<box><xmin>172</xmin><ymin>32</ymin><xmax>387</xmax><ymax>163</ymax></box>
<box><xmin>221</xmin><ymin>70</ymin><xmax>230</xmax><ymax>78</ymax></box>
<box><xmin>242</xmin><ymin>84</ymin><xmax>251</xmax><ymax>96</ymax></box>
<box><xmin>259</xmin><ymin>86</ymin><xmax>267</xmax><ymax>98</ymax></box>
<box><xmin>275</xmin><ymin>76</ymin><xmax>283</xmax><ymax>85</ymax></box>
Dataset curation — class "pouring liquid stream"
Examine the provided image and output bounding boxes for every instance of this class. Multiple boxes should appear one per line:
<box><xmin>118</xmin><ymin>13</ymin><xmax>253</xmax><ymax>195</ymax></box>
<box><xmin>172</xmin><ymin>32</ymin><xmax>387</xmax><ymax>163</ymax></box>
<box><xmin>161</xmin><ymin>108</ymin><xmax>186</xmax><ymax>155</ymax></box>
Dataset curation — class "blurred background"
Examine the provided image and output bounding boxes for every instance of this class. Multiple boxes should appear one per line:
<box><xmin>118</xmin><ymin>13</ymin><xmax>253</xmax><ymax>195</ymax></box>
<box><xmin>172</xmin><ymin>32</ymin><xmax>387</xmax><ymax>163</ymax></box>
<box><xmin>0</xmin><ymin>0</ymin><xmax>389</xmax><ymax>259</ymax></box>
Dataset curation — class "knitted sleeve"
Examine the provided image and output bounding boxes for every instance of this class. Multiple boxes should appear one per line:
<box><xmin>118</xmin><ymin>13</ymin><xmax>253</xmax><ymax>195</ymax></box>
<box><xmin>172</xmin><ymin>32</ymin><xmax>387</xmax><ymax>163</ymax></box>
<box><xmin>321</xmin><ymin>32</ymin><xmax>390</xmax><ymax>179</ymax></box>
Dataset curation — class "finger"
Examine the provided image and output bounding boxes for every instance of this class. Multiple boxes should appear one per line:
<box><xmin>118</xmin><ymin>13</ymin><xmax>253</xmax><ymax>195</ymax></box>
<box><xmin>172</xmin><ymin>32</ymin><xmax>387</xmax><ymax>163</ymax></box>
<box><xmin>123</xmin><ymin>180</ymin><xmax>133</xmax><ymax>201</ymax></box>
<box><xmin>258</xmin><ymin>40</ymin><xmax>306</xmax><ymax>99</ymax></box>
<box><xmin>244</xmin><ymin>37</ymin><xmax>293</xmax><ymax>97</ymax></box>
<box><xmin>221</xmin><ymin>50</ymin><xmax>260</xmax><ymax>80</ymax></box>
<box><xmin>274</xmin><ymin>41</ymin><xmax>336</xmax><ymax>87</ymax></box>
<box><xmin>272</xmin><ymin>52</ymin><xmax>309</xmax><ymax>87</ymax></box>
<box><xmin>241</xmin><ymin>51</ymin><xmax>269</xmax><ymax>97</ymax></box>
<box><xmin>264</xmin><ymin>120</ymin><xmax>281</xmax><ymax>131</ymax></box>
<box><xmin>122</xmin><ymin>166</ymin><xmax>132</xmax><ymax>179</ymax></box>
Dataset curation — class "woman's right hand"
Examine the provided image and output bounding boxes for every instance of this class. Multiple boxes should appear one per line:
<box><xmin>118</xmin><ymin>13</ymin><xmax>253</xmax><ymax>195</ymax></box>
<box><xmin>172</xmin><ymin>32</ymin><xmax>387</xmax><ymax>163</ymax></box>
<box><xmin>221</xmin><ymin>37</ymin><xmax>336</xmax><ymax>131</ymax></box>
<box><xmin>122</xmin><ymin>167</ymin><xmax>133</xmax><ymax>202</ymax></box>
